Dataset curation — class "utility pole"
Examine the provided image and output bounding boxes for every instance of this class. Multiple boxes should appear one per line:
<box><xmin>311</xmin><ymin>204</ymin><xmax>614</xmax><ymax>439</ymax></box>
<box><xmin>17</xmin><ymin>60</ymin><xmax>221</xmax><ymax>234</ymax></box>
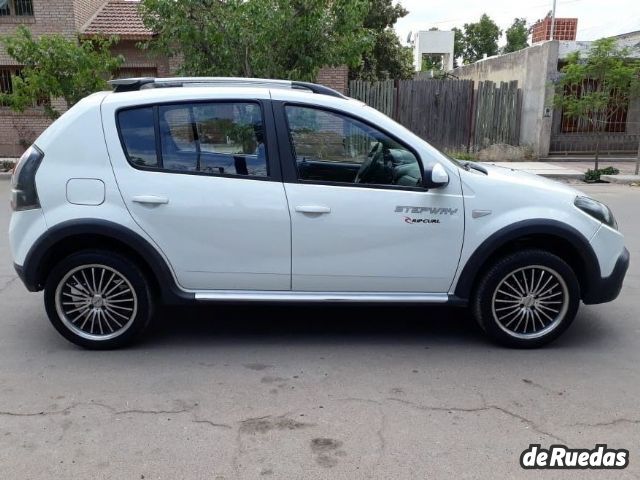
<box><xmin>636</xmin><ymin>139</ymin><xmax>639</xmax><ymax>176</ymax></box>
<box><xmin>550</xmin><ymin>0</ymin><xmax>557</xmax><ymax>40</ymax></box>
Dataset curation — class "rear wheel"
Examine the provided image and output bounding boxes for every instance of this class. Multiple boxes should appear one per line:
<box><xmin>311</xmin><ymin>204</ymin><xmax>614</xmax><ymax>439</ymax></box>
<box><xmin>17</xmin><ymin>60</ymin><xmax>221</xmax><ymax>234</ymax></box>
<box><xmin>472</xmin><ymin>249</ymin><xmax>580</xmax><ymax>348</ymax></box>
<box><xmin>44</xmin><ymin>251</ymin><xmax>154</xmax><ymax>349</ymax></box>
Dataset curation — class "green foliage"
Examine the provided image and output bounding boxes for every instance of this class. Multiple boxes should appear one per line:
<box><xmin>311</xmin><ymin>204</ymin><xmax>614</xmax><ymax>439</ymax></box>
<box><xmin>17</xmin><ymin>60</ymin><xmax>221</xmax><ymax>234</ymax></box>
<box><xmin>1</xmin><ymin>160</ymin><xmax>14</xmax><ymax>172</ymax></box>
<box><xmin>0</xmin><ymin>26</ymin><xmax>123</xmax><ymax>120</ymax></box>
<box><xmin>353</xmin><ymin>29</ymin><xmax>414</xmax><ymax>81</ymax></box>
<box><xmin>140</xmin><ymin>0</ymin><xmax>371</xmax><ymax>82</ymax></box>
<box><xmin>445</xmin><ymin>149</ymin><xmax>475</xmax><ymax>161</ymax></box>
<box><xmin>554</xmin><ymin>38</ymin><xmax>640</xmax><ymax>127</ymax></box>
<box><xmin>503</xmin><ymin>18</ymin><xmax>529</xmax><ymax>53</ymax></box>
<box><xmin>554</xmin><ymin>37</ymin><xmax>640</xmax><ymax>168</ymax></box>
<box><xmin>421</xmin><ymin>54</ymin><xmax>442</xmax><ymax>72</ymax></box>
<box><xmin>584</xmin><ymin>166</ymin><xmax>620</xmax><ymax>183</ymax></box>
<box><xmin>461</xmin><ymin>14</ymin><xmax>501</xmax><ymax>64</ymax></box>
<box><xmin>452</xmin><ymin>27</ymin><xmax>464</xmax><ymax>68</ymax></box>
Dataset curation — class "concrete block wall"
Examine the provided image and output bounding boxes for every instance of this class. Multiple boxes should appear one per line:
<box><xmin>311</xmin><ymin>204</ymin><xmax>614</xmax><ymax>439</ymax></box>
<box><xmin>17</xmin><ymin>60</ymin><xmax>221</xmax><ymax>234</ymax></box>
<box><xmin>452</xmin><ymin>42</ymin><xmax>560</xmax><ymax>157</ymax></box>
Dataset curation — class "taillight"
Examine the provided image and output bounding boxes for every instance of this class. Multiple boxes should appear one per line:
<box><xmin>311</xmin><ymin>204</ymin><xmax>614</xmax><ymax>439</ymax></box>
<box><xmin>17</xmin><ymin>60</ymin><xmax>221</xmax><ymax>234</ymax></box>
<box><xmin>11</xmin><ymin>145</ymin><xmax>44</xmax><ymax>211</ymax></box>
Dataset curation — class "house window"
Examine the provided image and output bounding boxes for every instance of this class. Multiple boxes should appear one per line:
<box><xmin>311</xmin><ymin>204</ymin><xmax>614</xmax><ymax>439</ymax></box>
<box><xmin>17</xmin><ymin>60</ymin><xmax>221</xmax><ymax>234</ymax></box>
<box><xmin>560</xmin><ymin>79</ymin><xmax>629</xmax><ymax>133</ymax></box>
<box><xmin>0</xmin><ymin>68</ymin><xmax>14</xmax><ymax>94</ymax></box>
<box><xmin>0</xmin><ymin>0</ymin><xmax>34</xmax><ymax>16</ymax></box>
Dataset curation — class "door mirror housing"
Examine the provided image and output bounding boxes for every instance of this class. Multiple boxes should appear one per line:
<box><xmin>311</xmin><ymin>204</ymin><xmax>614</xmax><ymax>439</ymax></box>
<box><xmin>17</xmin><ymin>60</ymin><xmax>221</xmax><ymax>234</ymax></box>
<box><xmin>423</xmin><ymin>163</ymin><xmax>449</xmax><ymax>189</ymax></box>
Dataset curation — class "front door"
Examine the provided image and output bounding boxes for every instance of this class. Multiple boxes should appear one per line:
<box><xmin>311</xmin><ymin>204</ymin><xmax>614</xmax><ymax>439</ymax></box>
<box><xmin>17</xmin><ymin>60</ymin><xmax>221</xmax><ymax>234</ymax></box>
<box><xmin>103</xmin><ymin>97</ymin><xmax>291</xmax><ymax>291</ymax></box>
<box><xmin>279</xmin><ymin>104</ymin><xmax>464</xmax><ymax>292</ymax></box>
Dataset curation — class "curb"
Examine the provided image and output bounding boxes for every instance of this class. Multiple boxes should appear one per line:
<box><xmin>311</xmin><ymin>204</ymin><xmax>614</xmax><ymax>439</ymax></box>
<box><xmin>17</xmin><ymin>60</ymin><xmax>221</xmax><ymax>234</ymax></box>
<box><xmin>537</xmin><ymin>172</ymin><xmax>585</xmax><ymax>180</ymax></box>
<box><xmin>601</xmin><ymin>174</ymin><xmax>640</xmax><ymax>185</ymax></box>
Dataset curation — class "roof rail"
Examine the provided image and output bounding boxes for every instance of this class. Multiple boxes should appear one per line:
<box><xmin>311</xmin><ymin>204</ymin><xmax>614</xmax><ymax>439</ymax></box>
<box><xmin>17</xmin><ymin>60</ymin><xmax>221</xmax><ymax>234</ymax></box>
<box><xmin>108</xmin><ymin>77</ymin><xmax>347</xmax><ymax>99</ymax></box>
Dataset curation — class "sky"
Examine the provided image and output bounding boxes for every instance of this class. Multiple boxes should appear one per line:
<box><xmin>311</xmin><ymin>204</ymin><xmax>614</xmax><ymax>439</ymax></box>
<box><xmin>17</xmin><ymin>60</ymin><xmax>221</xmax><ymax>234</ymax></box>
<box><xmin>394</xmin><ymin>0</ymin><xmax>640</xmax><ymax>46</ymax></box>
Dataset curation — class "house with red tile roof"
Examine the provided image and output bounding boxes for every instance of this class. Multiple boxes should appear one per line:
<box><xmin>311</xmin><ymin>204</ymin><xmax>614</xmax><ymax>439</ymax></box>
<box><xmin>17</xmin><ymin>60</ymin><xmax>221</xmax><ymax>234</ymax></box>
<box><xmin>0</xmin><ymin>0</ymin><xmax>349</xmax><ymax>156</ymax></box>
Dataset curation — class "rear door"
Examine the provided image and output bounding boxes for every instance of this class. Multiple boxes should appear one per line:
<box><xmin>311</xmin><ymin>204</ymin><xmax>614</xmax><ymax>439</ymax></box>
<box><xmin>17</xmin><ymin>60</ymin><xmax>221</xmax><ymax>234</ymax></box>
<box><xmin>102</xmin><ymin>93</ymin><xmax>291</xmax><ymax>291</ymax></box>
<box><xmin>275</xmin><ymin>101</ymin><xmax>465</xmax><ymax>293</ymax></box>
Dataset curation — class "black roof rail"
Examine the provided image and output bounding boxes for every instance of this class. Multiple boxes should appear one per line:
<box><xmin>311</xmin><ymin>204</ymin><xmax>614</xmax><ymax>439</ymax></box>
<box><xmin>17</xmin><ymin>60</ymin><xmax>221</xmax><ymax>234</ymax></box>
<box><xmin>109</xmin><ymin>77</ymin><xmax>156</xmax><ymax>92</ymax></box>
<box><xmin>108</xmin><ymin>77</ymin><xmax>348</xmax><ymax>98</ymax></box>
<box><xmin>290</xmin><ymin>81</ymin><xmax>346</xmax><ymax>98</ymax></box>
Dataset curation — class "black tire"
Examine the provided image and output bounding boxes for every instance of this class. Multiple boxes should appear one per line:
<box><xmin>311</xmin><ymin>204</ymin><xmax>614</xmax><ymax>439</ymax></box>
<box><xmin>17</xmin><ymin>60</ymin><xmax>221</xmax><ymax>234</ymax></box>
<box><xmin>472</xmin><ymin>249</ymin><xmax>580</xmax><ymax>348</ymax></box>
<box><xmin>44</xmin><ymin>250</ymin><xmax>154</xmax><ymax>349</ymax></box>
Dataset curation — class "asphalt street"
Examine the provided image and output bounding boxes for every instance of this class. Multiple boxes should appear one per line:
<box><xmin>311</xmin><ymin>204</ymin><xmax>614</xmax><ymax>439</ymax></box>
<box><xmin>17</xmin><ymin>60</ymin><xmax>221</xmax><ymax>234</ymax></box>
<box><xmin>0</xmin><ymin>180</ymin><xmax>638</xmax><ymax>479</ymax></box>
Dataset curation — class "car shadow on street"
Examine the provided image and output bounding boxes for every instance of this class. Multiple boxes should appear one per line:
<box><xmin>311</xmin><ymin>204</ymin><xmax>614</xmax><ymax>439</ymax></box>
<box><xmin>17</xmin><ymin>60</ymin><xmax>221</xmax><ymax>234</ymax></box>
<box><xmin>145</xmin><ymin>304</ymin><xmax>484</xmax><ymax>348</ymax></box>
<box><xmin>136</xmin><ymin>302</ymin><xmax>614</xmax><ymax>351</ymax></box>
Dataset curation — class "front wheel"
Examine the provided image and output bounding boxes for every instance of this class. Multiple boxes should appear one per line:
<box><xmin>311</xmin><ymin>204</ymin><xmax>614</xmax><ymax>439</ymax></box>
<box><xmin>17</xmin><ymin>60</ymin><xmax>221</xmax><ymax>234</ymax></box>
<box><xmin>44</xmin><ymin>250</ymin><xmax>154</xmax><ymax>349</ymax></box>
<box><xmin>472</xmin><ymin>249</ymin><xmax>580</xmax><ymax>348</ymax></box>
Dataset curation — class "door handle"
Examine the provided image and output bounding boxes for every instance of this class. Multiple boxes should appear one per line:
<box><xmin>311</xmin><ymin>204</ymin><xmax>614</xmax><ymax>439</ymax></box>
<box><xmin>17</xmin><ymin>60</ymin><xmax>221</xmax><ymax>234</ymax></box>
<box><xmin>132</xmin><ymin>195</ymin><xmax>169</xmax><ymax>205</ymax></box>
<box><xmin>295</xmin><ymin>205</ymin><xmax>331</xmax><ymax>214</ymax></box>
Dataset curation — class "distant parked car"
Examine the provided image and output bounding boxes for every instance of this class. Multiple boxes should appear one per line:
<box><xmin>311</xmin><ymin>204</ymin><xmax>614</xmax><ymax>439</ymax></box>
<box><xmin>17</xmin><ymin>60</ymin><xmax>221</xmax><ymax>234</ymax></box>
<box><xmin>9</xmin><ymin>77</ymin><xmax>629</xmax><ymax>349</ymax></box>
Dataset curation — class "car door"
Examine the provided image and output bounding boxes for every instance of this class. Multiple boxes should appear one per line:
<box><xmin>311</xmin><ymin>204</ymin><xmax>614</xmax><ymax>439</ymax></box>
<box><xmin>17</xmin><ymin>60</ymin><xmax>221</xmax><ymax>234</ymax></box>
<box><xmin>102</xmin><ymin>95</ymin><xmax>291</xmax><ymax>291</ymax></box>
<box><xmin>275</xmin><ymin>102</ymin><xmax>464</xmax><ymax>293</ymax></box>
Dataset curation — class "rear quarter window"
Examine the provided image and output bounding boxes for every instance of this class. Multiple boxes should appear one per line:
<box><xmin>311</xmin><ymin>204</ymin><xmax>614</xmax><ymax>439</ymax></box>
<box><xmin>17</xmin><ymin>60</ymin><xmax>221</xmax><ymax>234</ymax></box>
<box><xmin>118</xmin><ymin>107</ymin><xmax>159</xmax><ymax>168</ymax></box>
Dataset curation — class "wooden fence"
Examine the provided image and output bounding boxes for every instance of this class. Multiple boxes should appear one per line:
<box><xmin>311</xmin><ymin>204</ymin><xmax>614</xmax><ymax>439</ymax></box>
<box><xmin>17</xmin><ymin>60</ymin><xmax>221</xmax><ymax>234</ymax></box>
<box><xmin>395</xmin><ymin>79</ymin><xmax>474</xmax><ymax>151</ymax></box>
<box><xmin>348</xmin><ymin>78</ymin><xmax>521</xmax><ymax>152</ymax></box>
<box><xmin>473</xmin><ymin>80</ymin><xmax>520</xmax><ymax>149</ymax></box>
<box><xmin>349</xmin><ymin>79</ymin><xmax>395</xmax><ymax>117</ymax></box>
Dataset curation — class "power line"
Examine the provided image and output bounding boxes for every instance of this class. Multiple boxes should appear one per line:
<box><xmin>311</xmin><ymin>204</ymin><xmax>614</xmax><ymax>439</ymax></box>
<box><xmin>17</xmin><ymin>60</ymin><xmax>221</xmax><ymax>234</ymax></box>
<box><xmin>418</xmin><ymin>0</ymin><xmax>583</xmax><ymax>27</ymax></box>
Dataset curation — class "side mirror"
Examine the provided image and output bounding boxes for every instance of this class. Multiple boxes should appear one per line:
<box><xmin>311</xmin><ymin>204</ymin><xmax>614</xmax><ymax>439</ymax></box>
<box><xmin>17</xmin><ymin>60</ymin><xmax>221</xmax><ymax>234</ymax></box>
<box><xmin>423</xmin><ymin>163</ymin><xmax>449</xmax><ymax>189</ymax></box>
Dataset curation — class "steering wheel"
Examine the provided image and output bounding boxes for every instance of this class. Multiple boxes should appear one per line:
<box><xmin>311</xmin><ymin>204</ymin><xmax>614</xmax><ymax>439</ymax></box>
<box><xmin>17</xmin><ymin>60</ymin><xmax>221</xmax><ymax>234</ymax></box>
<box><xmin>354</xmin><ymin>142</ymin><xmax>384</xmax><ymax>184</ymax></box>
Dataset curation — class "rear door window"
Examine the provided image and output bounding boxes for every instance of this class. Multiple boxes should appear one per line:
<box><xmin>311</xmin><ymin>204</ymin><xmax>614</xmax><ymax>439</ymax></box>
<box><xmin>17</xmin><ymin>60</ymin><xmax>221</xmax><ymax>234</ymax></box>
<box><xmin>118</xmin><ymin>102</ymin><xmax>268</xmax><ymax>177</ymax></box>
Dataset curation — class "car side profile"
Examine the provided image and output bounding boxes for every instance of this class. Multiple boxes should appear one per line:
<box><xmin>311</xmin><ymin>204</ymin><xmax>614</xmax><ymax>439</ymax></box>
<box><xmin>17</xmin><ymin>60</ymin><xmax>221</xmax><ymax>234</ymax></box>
<box><xmin>9</xmin><ymin>77</ymin><xmax>629</xmax><ymax>349</ymax></box>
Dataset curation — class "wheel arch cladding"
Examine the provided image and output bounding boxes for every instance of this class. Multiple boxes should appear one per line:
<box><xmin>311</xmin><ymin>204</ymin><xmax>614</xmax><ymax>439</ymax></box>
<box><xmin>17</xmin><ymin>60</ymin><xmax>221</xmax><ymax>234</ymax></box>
<box><xmin>455</xmin><ymin>219</ymin><xmax>600</xmax><ymax>301</ymax></box>
<box><xmin>20</xmin><ymin>219</ymin><xmax>194</xmax><ymax>304</ymax></box>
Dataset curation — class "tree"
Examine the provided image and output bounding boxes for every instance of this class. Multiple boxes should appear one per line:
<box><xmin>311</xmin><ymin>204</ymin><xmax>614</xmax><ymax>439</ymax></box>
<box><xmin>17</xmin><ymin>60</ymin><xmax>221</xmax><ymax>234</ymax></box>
<box><xmin>503</xmin><ymin>18</ymin><xmax>529</xmax><ymax>53</ymax></box>
<box><xmin>350</xmin><ymin>0</ymin><xmax>414</xmax><ymax>81</ymax></box>
<box><xmin>140</xmin><ymin>0</ymin><xmax>371</xmax><ymax>82</ymax></box>
<box><xmin>461</xmin><ymin>14</ymin><xmax>501</xmax><ymax>64</ymax></box>
<box><xmin>0</xmin><ymin>26</ymin><xmax>122</xmax><ymax>120</ymax></box>
<box><xmin>452</xmin><ymin>27</ymin><xmax>464</xmax><ymax>68</ymax></box>
<box><xmin>421</xmin><ymin>54</ymin><xmax>442</xmax><ymax>72</ymax></box>
<box><xmin>554</xmin><ymin>37</ymin><xmax>640</xmax><ymax>170</ymax></box>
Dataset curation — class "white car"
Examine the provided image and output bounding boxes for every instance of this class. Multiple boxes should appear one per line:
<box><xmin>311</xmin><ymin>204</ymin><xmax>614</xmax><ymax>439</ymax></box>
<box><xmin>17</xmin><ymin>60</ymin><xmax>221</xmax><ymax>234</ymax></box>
<box><xmin>9</xmin><ymin>77</ymin><xmax>629</xmax><ymax>349</ymax></box>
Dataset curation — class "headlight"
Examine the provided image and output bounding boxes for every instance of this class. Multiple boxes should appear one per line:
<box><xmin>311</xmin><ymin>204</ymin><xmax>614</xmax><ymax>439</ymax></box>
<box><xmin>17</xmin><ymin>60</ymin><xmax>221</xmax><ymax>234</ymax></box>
<box><xmin>574</xmin><ymin>196</ymin><xmax>617</xmax><ymax>230</ymax></box>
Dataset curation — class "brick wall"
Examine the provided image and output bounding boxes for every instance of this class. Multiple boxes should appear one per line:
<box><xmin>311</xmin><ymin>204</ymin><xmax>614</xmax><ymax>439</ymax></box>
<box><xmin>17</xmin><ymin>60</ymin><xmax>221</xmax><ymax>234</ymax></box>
<box><xmin>315</xmin><ymin>66</ymin><xmax>349</xmax><ymax>94</ymax></box>
<box><xmin>0</xmin><ymin>0</ymin><xmax>84</xmax><ymax>155</ymax></box>
<box><xmin>531</xmin><ymin>17</ymin><xmax>578</xmax><ymax>43</ymax></box>
<box><xmin>0</xmin><ymin>108</ymin><xmax>51</xmax><ymax>156</ymax></box>
<box><xmin>0</xmin><ymin>0</ymin><xmax>79</xmax><ymax>65</ymax></box>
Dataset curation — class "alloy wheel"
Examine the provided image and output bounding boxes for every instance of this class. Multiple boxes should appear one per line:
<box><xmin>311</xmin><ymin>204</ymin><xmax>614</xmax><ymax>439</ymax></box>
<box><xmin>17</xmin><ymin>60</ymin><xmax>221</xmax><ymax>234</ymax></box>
<box><xmin>491</xmin><ymin>265</ymin><xmax>569</xmax><ymax>340</ymax></box>
<box><xmin>54</xmin><ymin>264</ymin><xmax>138</xmax><ymax>341</ymax></box>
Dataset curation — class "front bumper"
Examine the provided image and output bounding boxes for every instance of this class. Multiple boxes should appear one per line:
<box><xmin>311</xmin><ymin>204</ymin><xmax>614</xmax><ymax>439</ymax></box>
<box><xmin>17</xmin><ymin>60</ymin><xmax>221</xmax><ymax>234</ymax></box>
<box><xmin>583</xmin><ymin>247</ymin><xmax>630</xmax><ymax>305</ymax></box>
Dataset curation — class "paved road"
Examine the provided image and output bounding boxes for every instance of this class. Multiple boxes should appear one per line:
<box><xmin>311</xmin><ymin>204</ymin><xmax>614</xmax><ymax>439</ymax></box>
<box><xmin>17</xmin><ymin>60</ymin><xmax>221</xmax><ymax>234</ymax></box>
<box><xmin>0</xmin><ymin>181</ymin><xmax>638</xmax><ymax>479</ymax></box>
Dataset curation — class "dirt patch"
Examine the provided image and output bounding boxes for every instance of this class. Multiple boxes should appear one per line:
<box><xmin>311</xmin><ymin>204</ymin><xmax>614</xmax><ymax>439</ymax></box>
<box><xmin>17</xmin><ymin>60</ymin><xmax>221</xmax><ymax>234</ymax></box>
<box><xmin>239</xmin><ymin>415</ymin><xmax>313</xmax><ymax>434</ymax></box>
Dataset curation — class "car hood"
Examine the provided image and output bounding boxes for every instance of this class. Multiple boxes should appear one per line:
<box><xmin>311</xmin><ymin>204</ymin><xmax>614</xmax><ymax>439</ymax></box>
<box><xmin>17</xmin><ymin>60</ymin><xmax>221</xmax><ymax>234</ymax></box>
<box><xmin>463</xmin><ymin>162</ymin><xmax>585</xmax><ymax>198</ymax></box>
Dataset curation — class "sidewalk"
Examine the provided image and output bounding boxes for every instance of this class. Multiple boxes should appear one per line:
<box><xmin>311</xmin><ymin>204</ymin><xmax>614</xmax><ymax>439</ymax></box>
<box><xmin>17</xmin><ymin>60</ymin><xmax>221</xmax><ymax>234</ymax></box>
<box><xmin>486</xmin><ymin>161</ymin><xmax>640</xmax><ymax>183</ymax></box>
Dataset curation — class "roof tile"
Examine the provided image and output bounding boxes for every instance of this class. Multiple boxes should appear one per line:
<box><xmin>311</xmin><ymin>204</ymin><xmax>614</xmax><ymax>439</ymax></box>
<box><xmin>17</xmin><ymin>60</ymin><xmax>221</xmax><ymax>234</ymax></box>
<box><xmin>82</xmin><ymin>1</ymin><xmax>153</xmax><ymax>40</ymax></box>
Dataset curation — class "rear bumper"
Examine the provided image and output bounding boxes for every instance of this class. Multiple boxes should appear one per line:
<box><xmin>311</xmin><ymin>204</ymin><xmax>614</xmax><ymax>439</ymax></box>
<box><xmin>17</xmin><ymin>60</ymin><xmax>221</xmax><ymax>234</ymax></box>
<box><xmin>583</xmin><ymin>247</ymin><xmax>629</xmax><ymax>305</ymax></box>
<box><xmin>14</xmin><ymin>262</ymin><xmax>37</xmax><ymax>292</ymax></box>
